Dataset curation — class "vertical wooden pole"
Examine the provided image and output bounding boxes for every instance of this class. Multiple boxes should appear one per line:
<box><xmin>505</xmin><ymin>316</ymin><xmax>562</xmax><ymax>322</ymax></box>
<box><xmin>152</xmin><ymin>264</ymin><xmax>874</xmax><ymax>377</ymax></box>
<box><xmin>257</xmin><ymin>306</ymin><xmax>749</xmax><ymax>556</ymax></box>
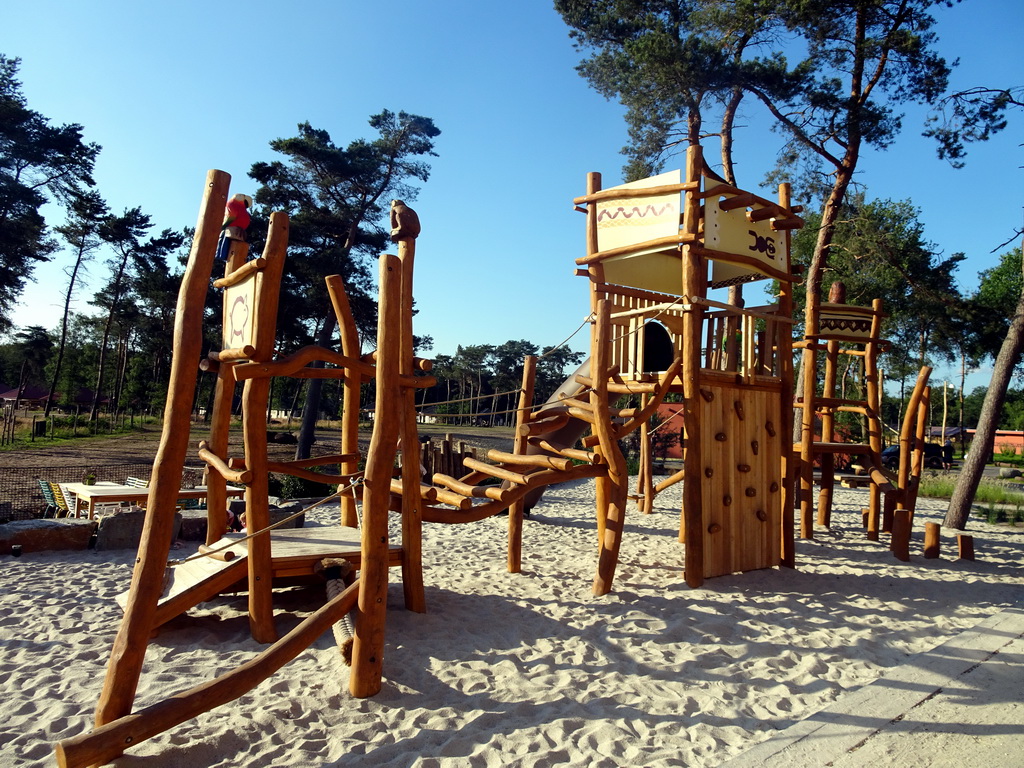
<box><xmin>816</xmin><ymin>340</ymin><xmax>839</xmax><ymax>527</ymax></box>
<box><xmin>638</xmin><ymin>395</ymin><xmax>654</xmax><ymax>513</ymax></box>
<box><xmin>923</xmin><ymin>522</ymin><xmax>941</xmax><ymax>558</ymax></box>
<box><xmin>350</xmin><ymin>253</ymin><xmax>402</xmax><ymax>698</ymax></box>
<box><xmin>243</xmin><ymin>211</ymin><xmax>288</xmax><ymax>645</ymax></box>
<box><xmin>777</xmin><ymin>183</ymin><xmax>797</xmax><ymax>569</ymax></box>
<box><xmin>891</xmin><ymin>507</ymin><xmax>911</xmax><ymax>561</ymax></box>
<box><xmin>799</xmin><ymin>346</ymin><xmax>818</xmax><ymax>538</ymax></box>
<box><xmin>591</xmin><ymin>299</ymin><xmax>630</xmax><ymax>596</ymax></box>
<box><xmin>907</xmin><ymin>386</ymin><xmax>931</xmax><ymax>523</ymax></box>
<box><xmin>326</xmin><ymin>274</ymin><xmax>362</xmax><ymax>529</ymax></box>
<box><xmin>897</xmin><ymin>367</ymin><xmax>933</xmax><ymax>512</ymax></box>
<box><xmin>681</xmin><ymin>145</ymin><xmax>705</xmax><ymax>587</ymax></box>
<box><xmin>205</xmin><ymin>241</ymin><xmax>248</xmax><ymax>545</ymax></box>
<box><xmin>583</xmin><ymin>172</ymin><xmax>609</xmax><ymax>548</ymax></box>
<box><xmin>508</xmin><ymin>355</ymin><xmax>537</xmax><ymax>572</ymax></box>
<box><xmin>865</xmin><ymin>299</ymin><xmax>884</xmax><ymax>541</ymax></box>
<box><xmin>957</xmin><ymin>534</ymin><xmax>975</xmax><ymax>561</ymax></box>
<box><xmin>95</xmin><ymin>170</ymin><xmax>229</xmax><ymax>730</ymax></box>
<box><xmin>395</xmin><ymin>213</ymin><xmax>425</xmax><ymax>614</ymax></box>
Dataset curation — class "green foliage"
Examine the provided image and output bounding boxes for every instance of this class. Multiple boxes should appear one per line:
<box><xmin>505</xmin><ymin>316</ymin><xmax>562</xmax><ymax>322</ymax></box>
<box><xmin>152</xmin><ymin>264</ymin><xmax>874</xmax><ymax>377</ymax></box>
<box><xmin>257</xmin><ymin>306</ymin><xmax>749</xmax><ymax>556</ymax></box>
<box><xmin>273</xmin><ymin>473</ymin><xmax>334</xmax><ymax>501</ymax></box>
<box><xmin>249</xmin><ymin>112</ymin><xmax>441</xmax><ymax>347</ymax></box>
<box><xmin>0</xmin><ymin>55</ymin><xmax>100</xmax><ymax>332</ymax></box>
<box><xmin>968</xmin><ymin>247</ymin><xmax>1023</xmax><ymax>367</ymax></box>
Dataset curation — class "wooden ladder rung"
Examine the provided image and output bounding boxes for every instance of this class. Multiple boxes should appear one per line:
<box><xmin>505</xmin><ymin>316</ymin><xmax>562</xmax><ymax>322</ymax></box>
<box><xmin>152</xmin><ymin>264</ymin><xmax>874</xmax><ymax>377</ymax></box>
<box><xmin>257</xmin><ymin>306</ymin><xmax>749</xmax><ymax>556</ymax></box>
<box><xmin>431</xmin><ymin>473</ymin><xmax>510</xmax><ymax>503</ymax></box>
<box><xmin>486</xmin><ymin>449</ymin><xmax>573</xmax><ymax>472</ymax></box>
<box><xmin>388</xmin><ymin>479</ymin><xmax>438</xmax><ymax>503</ymax></box>
<box><xmin>518</xmin><ymin>410</ymin><xmax>570</xmax><ymax>437</ymax></box>
<box><xmin>560</xmin><ymin>395</ymin><xmax>638</xmax><ymax>420</ymax></box>
<box><xmin>462</xmin><ymin>458</ymin><xmax>531</xmax><ymax>486</ymax></box>
<box><xmin>526</xmin><ymin>438</ymin><xmax>602</xmax><ymax>465</ymax></box>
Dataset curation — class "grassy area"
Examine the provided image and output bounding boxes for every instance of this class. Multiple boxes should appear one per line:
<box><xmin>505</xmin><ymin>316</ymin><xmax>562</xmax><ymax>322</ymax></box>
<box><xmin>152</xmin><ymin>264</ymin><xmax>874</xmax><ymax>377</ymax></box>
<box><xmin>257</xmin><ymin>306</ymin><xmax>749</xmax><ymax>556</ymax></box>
<box><xmin>0</xmin><ymin>414</ymin><xmax>162</xmax><ymax>452</ymax></box>
<box><xmin>917</xmin><ymin>475</ymin><xmax>1024</xmax><ymax>526</ymax></box>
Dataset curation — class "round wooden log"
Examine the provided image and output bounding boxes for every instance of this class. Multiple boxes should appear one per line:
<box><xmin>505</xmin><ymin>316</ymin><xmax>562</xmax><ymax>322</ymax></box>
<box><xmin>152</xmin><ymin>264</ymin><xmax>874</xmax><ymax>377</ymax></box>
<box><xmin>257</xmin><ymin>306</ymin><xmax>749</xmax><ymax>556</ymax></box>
<box><xmin>349</xmin><ymin>254</ymin><xmax>402</xmax><ymax>698</ymax></box>
<box><xmin>92</xmin><ymin>170</ymin><xmax>229</xmax><ymax>733</ymax></box>
<box><xmin>923</xmin><ymin>522</ymin><xmax>941</xmax><ymax>559</ymax></box>
<box><xmin>56</xmin><ymin>580</ymin><xmax>359</xmax><ymax>768</ymax></box>
<box><xmin>957</xmin><ymin>534</ymin><xmax>975</xmax><ymax>561</ymax></box>
<box><xmin>891</xmin><ymin>508</ymin><xmax>911</xmax><ymax>562</ymax></box>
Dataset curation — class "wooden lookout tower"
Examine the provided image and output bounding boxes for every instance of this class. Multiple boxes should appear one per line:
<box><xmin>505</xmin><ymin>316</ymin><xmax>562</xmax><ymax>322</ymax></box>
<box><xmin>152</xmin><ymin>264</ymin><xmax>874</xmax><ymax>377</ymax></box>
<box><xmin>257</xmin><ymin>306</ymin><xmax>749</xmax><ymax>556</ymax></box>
<box><xmin>573</xmin><ymin>145</ymin><xmax>804</xmax><ymax>588</ymax></box>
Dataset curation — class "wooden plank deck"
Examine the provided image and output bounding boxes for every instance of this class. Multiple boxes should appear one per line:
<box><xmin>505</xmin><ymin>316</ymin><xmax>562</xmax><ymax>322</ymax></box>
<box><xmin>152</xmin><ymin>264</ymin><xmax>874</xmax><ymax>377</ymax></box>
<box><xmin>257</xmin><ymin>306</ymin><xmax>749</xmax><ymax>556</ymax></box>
<box><xmin>116</xmin><ymin>526</ymin><xmax>401</xmax><ymax>626</ymax></box>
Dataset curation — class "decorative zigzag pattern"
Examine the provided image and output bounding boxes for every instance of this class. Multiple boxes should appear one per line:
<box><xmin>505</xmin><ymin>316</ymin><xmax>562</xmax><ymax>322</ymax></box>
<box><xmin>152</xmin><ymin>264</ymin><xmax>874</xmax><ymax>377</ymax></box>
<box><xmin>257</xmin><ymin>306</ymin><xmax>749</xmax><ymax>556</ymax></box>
<box><xmin>597</xmin><ymin>203</ymin><xmax>676</xmax><ymax>223</ymax></box>
<box><xmin>820</xmin><ymin>317</ymin><xmax>871</xmax><ymax>334</ymax></box>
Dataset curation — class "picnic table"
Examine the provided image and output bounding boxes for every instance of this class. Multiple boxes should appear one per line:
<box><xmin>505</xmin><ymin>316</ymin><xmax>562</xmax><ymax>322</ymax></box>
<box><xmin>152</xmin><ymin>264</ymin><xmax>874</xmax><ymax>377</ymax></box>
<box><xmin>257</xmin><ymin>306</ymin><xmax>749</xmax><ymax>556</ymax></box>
<box><xmin>62</xmin><ymin>481</ymin><xmax>244</xmax><ymax>520</ymax></box>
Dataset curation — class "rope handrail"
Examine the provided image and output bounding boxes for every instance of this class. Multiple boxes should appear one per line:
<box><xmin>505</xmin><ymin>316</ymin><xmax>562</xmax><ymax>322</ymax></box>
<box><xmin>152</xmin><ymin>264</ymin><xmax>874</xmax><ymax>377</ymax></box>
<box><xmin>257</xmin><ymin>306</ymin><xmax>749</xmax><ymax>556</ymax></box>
<box><xmin>169</xmin><ymin>474</ymin><xmax>365</xmax><ymax>567</ymax></box>
<box><xmin>607</xmin><ymin>294</ymin><xmax>688</xmax><ymax>345</ymax></box>
<box><xmin>539</xmin><ymin>313</ymin><xmax>593</xmax><ymax>358</ymax></box>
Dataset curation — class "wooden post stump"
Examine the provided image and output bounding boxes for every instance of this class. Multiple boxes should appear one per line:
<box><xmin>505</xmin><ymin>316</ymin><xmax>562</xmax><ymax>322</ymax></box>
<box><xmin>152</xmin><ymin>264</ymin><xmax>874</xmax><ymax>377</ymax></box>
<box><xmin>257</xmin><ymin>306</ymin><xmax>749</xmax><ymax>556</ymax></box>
<box><xmin>957</xmin><ymin>534</ymin><xmax>975</xmax><ymax>561</ymax></box>
<box><xmin>891</xmin><ymin>508</ymin><xmax>911</xmax><ymax>562</ymax></box>
<box><xmin>923</xmin><ymin>522</ymin><xmax>941</xmax><ymax>559</ymax></box>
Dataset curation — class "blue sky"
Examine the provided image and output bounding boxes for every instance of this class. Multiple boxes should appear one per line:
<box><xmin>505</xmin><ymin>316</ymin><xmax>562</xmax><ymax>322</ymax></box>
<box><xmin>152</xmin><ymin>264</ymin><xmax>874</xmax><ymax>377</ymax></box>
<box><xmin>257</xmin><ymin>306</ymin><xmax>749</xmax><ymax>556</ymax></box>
<box><xmin>2</xmin><ymin>1</ymin><xmax>1022</xmax><ymax>393</ymax></box>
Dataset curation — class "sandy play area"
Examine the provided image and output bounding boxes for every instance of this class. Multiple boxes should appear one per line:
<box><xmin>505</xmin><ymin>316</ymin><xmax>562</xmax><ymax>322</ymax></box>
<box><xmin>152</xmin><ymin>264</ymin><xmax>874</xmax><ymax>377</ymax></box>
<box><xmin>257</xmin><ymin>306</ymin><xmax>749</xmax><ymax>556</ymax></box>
<box><xmin>1</xmin><ymin>479</ymin><xmax>1021</xmax><ymax>767</ymax></box>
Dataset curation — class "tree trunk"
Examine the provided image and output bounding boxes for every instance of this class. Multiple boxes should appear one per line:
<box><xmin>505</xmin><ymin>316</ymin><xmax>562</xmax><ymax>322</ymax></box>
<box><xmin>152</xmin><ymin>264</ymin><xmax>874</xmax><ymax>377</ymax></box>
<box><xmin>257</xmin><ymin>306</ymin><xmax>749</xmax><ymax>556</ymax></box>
<box><xmin>45</xmin><ymin>252</ymin><xmax>87</xmax><ymax>417</ymax></box>
<box><xmin>945</xmin><ymin>273</ymin><xmax>1024</xmax><ymax>529</ymax></box>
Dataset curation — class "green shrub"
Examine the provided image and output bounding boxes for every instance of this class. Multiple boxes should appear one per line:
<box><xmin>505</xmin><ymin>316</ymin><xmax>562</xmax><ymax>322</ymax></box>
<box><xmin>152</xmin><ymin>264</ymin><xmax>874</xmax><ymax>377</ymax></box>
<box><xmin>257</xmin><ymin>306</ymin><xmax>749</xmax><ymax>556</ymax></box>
<box><xmin>277</xmin><ymin>474</ymin><xmax>334</xmax><ymax>500</ymax></box>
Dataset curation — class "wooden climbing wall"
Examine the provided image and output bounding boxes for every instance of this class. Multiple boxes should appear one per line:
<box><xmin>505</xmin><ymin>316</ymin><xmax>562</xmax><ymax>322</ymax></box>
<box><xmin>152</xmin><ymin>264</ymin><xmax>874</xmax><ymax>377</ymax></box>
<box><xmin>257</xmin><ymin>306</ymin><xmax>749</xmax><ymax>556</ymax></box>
<box><xmin>696</xmin><ymin>382</ymin><xmax>783</xmax><ymax>578</ymax></box>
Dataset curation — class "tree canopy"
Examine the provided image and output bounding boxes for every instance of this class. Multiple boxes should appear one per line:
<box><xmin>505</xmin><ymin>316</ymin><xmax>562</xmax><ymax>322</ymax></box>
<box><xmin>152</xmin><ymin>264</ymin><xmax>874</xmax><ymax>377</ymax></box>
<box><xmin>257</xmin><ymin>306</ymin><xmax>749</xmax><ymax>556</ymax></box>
<box><xmin>0</xmin><ymin>55</ymin><xmax>99</xmax><ymax>332</ymax></box>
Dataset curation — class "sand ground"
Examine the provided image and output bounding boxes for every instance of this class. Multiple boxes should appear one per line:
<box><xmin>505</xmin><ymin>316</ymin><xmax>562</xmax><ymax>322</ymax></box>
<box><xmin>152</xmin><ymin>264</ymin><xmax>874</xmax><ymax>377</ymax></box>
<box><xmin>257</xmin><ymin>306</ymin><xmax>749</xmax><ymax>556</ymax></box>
<box><xmin>0</xmin><ymin>479</ymin><xmax>1021</xmax><ymax>767</ymax></box>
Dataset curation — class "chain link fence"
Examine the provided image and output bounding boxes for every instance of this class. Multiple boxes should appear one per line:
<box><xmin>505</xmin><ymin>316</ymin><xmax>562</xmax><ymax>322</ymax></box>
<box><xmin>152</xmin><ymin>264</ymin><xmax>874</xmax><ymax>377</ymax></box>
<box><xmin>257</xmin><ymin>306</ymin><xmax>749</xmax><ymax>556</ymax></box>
<box><xmin>0</xmin><ymin>464</ymin><xmax>207</xmax><ymax>522</ymax></box>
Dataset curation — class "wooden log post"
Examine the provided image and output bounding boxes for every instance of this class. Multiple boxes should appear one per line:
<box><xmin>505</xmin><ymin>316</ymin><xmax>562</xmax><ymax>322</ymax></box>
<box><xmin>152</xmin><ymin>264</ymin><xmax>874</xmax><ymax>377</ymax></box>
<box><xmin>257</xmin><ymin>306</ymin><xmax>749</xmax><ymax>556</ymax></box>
<box><xmin>349</xmin><ymin>253</ymin><xmax>403</xmax><ymax>698</ymax></box>
<box><xmin>680</xmin><ymin>145</ymin><xmax>705</xmax><ymax>586</ymax></box>
<box><xmin>393</xmin><ymin>201</ymin><xmax>425</xmax><ymax>614</ymax></box>
<box><xmin>242</xmin><ymin>211</ymin><xmax>289</xmax><ymax>645</ymax></box>
<box><xmin>816</xmin><ymin>328</ymin><xmax>840</xmax><ymax>528</ymax></box>
<box><xmin>591</xmin><ymin>299</ymin><xmax>630</xmax><ymax>596</ymax></box>
<box><xmin>326</xmin><ymin>274</ymin><xmax>362</xmax><ymax>529</ymax></box>
<box><xmin>92</xmin><ymin>170</ymin><xmax>229</xmax><ymax>733</ymax></box>
<box><xmin>56</xmin><ymin>580</ymin><xmax>359</xmax><ymax>768</ymax></box>
<box><xmin>957</xmin><ymin>534</ymin><xmax>975</xmax><ymax>561</ymax></box>
<box><xmin>205</xmin><ymin>241</ymin><xmax>248</xmax><ymax>545</ymax></box>
<box><xmin>891</xmin><ymin>507</ymin><xmax>911</xmax><ymax>562</ymax></box>
<box><xmin>864</xmin><ymin>298</ymin><xmax>885</xmax><ymax>542</ymax></box>
<box><xmin>637</xmin><ymin>394</ymin><xmax>654</xmax><ymax>513</ymax></box>
<box><xmin>798</xmin><ymin>346</ymin><xmax>818</xmax><ymax>538</ymax></box>
<box><xmin>777</xmin><ymin>182</ymin><xmax>797</xmax><ymax>569</ymax></box>
<box><xmin>508</xmin><ymin>355</ymin><xmax>537</xmax><ymax>573</ymax></box>
<box><xmin>923</xmin><ymin>521</ymin><xmax>941</xmax><ymax>558</ymax></box>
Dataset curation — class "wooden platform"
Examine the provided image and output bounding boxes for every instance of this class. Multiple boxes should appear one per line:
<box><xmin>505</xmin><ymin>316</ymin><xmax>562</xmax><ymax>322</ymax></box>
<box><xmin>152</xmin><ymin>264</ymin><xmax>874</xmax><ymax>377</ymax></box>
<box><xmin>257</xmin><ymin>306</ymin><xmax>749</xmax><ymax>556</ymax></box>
<box><xmin>116</xmin><ymin>526</ymin><xmax>399</xmax><ymax>627</ymax></box>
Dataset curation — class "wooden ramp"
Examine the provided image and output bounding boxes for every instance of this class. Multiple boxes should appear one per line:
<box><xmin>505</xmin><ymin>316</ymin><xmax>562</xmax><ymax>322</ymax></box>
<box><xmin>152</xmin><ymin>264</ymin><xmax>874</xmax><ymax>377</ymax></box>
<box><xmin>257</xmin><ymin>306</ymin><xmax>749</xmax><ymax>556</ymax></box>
<box><xmin>115</xmin><ymin>526</ymin><xmax>400</xmax><ymax>629</ymax></box>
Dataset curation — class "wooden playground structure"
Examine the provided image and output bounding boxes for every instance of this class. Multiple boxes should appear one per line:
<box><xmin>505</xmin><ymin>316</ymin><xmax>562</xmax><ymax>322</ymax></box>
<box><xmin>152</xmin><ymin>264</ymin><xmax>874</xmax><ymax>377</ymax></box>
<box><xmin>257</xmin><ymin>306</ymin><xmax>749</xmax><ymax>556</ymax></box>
<box><xmin>56</xmin><ymin>149</ymin><xmax>933</xmax><ymax>765</ymax></box>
